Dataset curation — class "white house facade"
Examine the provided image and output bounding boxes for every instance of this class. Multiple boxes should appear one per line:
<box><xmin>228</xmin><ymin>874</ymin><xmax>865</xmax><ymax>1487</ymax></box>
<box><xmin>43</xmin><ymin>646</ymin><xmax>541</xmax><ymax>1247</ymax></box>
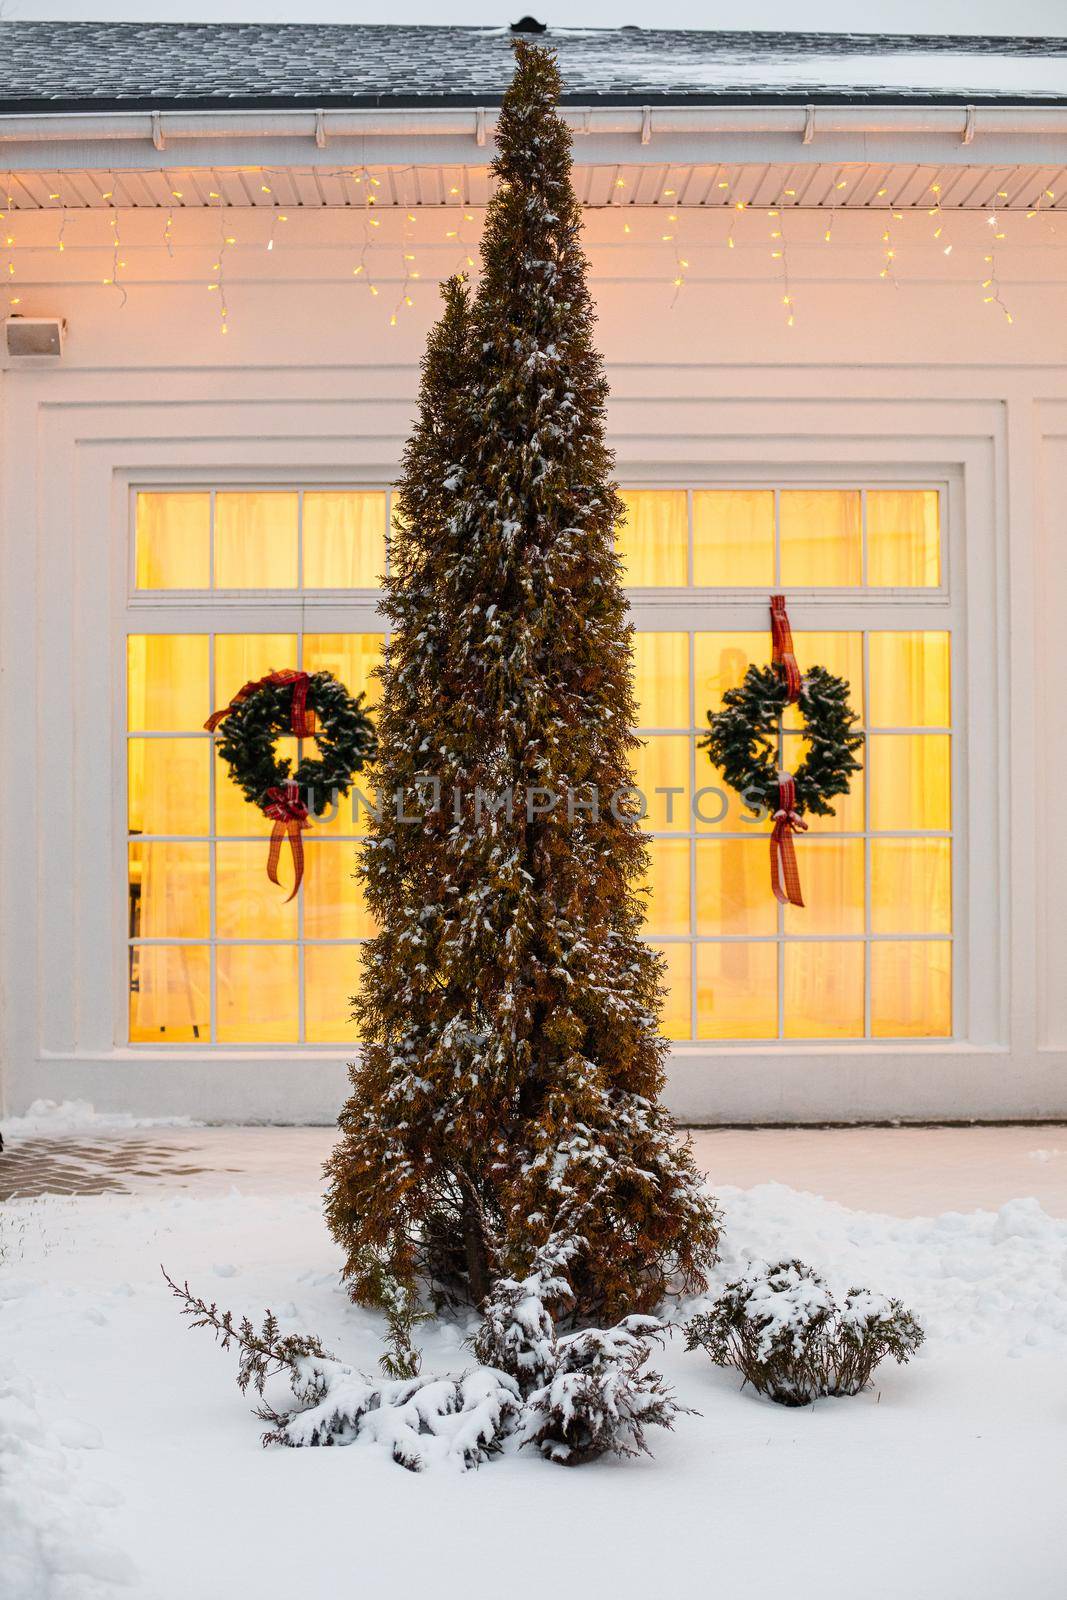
<box><xmin>1</xmin><ymin>20</ymin><xmax>1066</xmax><ymax>1124</ymax></box>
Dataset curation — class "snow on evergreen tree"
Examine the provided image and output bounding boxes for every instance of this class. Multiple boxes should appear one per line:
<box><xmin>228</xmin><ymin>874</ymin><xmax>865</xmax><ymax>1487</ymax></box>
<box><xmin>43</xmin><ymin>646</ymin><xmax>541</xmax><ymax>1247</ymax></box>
<box><xmin>325</xmin><ymin>40</ymin><xmax>720</xmax><ymax>1323</ymax></box>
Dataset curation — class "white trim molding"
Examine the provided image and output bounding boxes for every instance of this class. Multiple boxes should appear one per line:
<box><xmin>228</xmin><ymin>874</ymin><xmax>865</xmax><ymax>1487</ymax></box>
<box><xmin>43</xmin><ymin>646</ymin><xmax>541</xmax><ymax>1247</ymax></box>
<box><xmin>0</xmin><ymin>360</ymin><xmax>1057</xmax><ymax>1124</ymax></box>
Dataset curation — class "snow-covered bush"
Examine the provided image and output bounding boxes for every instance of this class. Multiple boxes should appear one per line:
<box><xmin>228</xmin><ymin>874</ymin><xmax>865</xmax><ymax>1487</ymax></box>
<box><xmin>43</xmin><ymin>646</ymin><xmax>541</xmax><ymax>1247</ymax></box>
<box><xmin>265</xmin><ymin>1360</ymin><xmax>521</xmax><ymax>1471</ymax></box>
<box><xmin>521</xmin><ymin>1316</ymin><xmax>685</xmax><ymax>1466</ymax></box>
<box><xmin>471</xmin><ymin>1217</ymin><xmax>687</xmax><ymax>1465</ymax></box>
<box><xmin>471</xmin><ymin>1271</ymin><xmax>560</xmax><ymax>1392</ymax></box>
<box><xmin>683</xmin><ymin>1258</ymin><xmax>924</xmax><ymax>1406</ymax></box>
<box><xmin>164</xmin><ymin>1270</ymin><xmax>520</xmax><ymax>1472</ymax></box>
<box><xmin>374</xmin><ymin>1271</ymin><xmax>431</xmax><ymax>1380</ymax></box>
<box><xmin>471</xmin><ymin>1226</ymin><xmax>577</xmax><ymax>1392</ymax></box>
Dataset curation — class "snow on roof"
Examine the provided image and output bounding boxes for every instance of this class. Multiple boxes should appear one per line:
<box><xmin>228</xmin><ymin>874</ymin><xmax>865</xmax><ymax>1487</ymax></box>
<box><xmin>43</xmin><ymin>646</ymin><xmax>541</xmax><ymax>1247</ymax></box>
<box><xmin>1</xmin><ymin>22</ymin><xmax>1066</xmax><ymax>113</ymax></box>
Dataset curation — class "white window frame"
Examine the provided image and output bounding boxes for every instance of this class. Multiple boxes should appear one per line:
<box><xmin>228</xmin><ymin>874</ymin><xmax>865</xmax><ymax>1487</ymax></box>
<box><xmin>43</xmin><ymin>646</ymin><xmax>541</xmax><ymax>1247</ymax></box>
<box><xmin>117</xmin><ymin>468</ymin><xmax>396</xmax><ymax>1056</ymax></box>
<box><xmin>120</xmin><ymin>464</ymin><xmax>965</xmax><ymax>1053</ymax></box>
<box><xmin>624</xmin><ymin>477</ymin><xmax>959</xmax><ymax>1045</ymax></box>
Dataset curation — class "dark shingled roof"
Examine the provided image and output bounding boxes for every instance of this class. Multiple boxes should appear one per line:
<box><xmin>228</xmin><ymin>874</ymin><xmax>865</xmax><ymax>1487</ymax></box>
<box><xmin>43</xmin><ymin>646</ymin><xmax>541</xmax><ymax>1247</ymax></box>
<box><xmin>1</xmin><ymin>22</ymin><xmax>1066</xmax><ymax>113</ymax></box>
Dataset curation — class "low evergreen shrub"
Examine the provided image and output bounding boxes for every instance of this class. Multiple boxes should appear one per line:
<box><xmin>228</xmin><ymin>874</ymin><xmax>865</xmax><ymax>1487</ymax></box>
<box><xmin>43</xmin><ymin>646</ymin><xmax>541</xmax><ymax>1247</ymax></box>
<box><xmin>521</xmin><ymin>1317</ymin><xmax>685</xmax><ymax>1466</ymax></box>
<box><xmin>683</xmin><ymin>1258</ymin><xmax>924</xmax><ymax>1406</ymax></box>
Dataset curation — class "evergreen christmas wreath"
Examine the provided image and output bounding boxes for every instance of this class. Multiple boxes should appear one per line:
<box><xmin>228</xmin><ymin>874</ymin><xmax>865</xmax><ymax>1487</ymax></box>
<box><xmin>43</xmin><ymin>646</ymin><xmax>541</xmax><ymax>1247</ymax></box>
<box><xmin>701</xmin><ymin>597</ymin><xmax>863</xmax><ymax>908</ymax></box>
<box><xmin>206</xmin><ymin>669</ymin><xmax>376</xmax><ymax>898</ymax></box>
<box><xmin>703</xmin><ymin>663</ymin><xmax>863</xmax><ymax>822</ymax></box>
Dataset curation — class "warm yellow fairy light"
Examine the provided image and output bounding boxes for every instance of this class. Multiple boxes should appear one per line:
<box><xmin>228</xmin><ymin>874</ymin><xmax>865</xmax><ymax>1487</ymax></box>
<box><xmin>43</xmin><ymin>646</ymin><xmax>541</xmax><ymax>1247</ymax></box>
<box><xmin>980</xmin><ymin>231</ymin><xmax>1014</xmax><ymax>325</ymax></box>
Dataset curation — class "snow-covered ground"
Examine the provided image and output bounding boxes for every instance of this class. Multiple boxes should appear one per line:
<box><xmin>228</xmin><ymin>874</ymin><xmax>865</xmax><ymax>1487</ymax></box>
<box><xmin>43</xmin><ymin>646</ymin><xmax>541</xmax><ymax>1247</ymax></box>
<box><xmin>2</xmin><ymin>1117</ymin><xmax>1065</xmax><ymax>1600</ymax></box>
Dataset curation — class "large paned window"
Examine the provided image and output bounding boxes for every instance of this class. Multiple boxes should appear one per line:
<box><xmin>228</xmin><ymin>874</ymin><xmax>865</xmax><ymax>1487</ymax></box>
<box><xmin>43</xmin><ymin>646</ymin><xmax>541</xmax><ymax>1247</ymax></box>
<box><xmin>620</xmin><ymin>486</ymin><xmax>953</xmax><ymax>1042</ymax></box>
<box><xmin>128</xmin><ymin>488</ymin><xmax>387</xmax><ymax>1044</ymax></box>
<box><xmin>126</xmin><ymin>482</ymin><xmax>953</xmax><ymax>1047</ymax></box>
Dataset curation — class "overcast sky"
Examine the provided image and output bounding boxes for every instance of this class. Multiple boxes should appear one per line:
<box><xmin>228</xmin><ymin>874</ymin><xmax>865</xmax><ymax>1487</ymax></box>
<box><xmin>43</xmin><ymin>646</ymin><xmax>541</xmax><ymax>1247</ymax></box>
<box><xmin>4</xmin><ymin>0</ymin><xmax>1067</xmax><ymax>35</ymax></box>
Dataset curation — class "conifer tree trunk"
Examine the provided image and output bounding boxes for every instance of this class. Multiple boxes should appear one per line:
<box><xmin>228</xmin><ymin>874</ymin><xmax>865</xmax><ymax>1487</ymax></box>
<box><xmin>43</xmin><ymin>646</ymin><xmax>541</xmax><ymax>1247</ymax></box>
<box><xmin>325</xmin><ymin>42</ymin><xmax>720</xmax><ymax>1322</ymax></box>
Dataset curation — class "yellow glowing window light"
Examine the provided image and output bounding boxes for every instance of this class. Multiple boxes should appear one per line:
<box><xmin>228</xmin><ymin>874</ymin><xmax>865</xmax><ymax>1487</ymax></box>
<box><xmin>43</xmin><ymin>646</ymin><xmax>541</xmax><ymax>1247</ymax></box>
<box><xmin>127</xmin><ymin>478</ymin><xmax>951</xmax><ymax>1047</ymax></box>
<box><xmin>127</xmin><ymin>628</ymin><xmax>384</xmax><ymax>1045</ymax></box>
<box><xmin>134</xmin><ymin>489</ymin><xmax>389</xmax><ymax>593</ymax></box>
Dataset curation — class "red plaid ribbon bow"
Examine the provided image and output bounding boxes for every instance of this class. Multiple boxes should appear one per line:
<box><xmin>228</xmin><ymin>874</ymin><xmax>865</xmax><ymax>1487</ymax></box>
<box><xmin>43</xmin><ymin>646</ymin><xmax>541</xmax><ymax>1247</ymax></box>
<box><xmin>770</xmin><ymin>595</ymin><xmax>802</xmax><ymax>704</ymax></box>
<box><xmin>770</xmin><ymin>772</ymin><xmax>807</xmax><ymax>908</ymax></box>
<box><xmin>264</xmin><ymin>782</ymin><xmax>310</xmax><ymax>903</ymax></box>
<box><xmin>204</xmin><ymin>669</ymin><xmax>316</xmax><ymax>737</ymax></box>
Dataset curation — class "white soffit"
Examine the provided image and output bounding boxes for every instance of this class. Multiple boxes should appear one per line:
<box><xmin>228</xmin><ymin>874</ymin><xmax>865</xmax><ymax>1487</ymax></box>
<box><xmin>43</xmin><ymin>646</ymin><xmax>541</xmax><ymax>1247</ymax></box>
<box><xmin>2</xmin><ymin>160</ymin><xmax>1066</xmax><ymax>212</ymax></box>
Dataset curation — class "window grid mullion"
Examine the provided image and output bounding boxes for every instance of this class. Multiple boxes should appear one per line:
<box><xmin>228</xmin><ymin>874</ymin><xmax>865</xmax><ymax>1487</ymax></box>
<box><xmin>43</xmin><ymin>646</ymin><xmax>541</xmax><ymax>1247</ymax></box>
<box><xmin>688</xmin><ymin>628</ymin><xmax>697</xmax><ymax>1040</ymax></box>
<box><xmin>208</xmin><ymin>627</ymin><xmax>218</xmax><ymax>1043</ymax></box>
<box><xmin>862</xmin><ymin>627</ymin><xmax>872</xmax><ymax>1039</ymax></box>
<box><xmin>297</xmin><ymin>623</ymin><xmax>306</xmax><ymax>1045</ymax></box>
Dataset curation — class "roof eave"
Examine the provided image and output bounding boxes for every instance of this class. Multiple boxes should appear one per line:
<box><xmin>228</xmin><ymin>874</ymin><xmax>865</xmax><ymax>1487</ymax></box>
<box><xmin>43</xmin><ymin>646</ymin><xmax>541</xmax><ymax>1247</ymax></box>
<box><xmin>3</xmin><ymin>99</ymin><xmax>1066</xmax><ymax>178</ymax></box>
<box><xmin>4</xmin><ymin>90</ymin><xmax>1067</xmax><ymax>116</ymax></box>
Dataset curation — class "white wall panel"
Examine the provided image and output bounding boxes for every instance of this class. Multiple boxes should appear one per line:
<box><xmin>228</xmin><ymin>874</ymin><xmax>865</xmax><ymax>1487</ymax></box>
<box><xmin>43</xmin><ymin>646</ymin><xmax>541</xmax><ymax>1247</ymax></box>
<box><xmin>0</xmin><ymin>208</ymin><xmax>1063</xmax><ymax>1122</ymax></box>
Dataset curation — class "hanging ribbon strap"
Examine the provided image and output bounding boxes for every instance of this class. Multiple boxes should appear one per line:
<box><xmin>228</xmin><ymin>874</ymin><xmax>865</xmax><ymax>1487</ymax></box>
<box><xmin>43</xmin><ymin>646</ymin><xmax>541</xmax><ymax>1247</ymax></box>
<box><xmin>770</xmin><ymin>595</ymin><xmax>803</xmax><ymax>705</ymax></box>
<box><xmin>205</xmin><ymin>669</ymin><xmax>316</xmax><ymax>737</ymax></box>
<box><xmin>770</xmin><ymin>772</ymin><xmax>807</xmax><ymax>908</ymax></box>
<box><xmin>264</xmin><ymin>782</ymin><xmax>309</xmax><ymax>903</ymax></box>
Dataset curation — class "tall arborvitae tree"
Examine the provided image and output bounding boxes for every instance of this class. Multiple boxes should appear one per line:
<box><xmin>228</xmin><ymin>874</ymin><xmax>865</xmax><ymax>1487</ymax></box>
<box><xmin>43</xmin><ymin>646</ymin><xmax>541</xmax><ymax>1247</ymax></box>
<box><xmin>325</xmin><ymin>42</ymin><xmax>720</xmax><ymax>1323</ymax></box>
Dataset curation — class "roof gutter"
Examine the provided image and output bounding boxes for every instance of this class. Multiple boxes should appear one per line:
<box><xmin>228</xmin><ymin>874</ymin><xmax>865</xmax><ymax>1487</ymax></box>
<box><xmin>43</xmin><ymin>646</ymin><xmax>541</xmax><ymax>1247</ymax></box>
<box><xmin>2</xmin><ymin>102</ymin><xmax>1065</xmax><ymax>171</ymax></box>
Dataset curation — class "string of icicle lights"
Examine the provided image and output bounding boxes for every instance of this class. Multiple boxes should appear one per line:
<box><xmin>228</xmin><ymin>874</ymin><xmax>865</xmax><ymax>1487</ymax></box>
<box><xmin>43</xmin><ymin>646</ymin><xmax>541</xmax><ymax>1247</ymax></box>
<box><xmin>2</xmin><ymin>167</ymin><xmax>1060</xmax><ymax>334</ymax></box>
